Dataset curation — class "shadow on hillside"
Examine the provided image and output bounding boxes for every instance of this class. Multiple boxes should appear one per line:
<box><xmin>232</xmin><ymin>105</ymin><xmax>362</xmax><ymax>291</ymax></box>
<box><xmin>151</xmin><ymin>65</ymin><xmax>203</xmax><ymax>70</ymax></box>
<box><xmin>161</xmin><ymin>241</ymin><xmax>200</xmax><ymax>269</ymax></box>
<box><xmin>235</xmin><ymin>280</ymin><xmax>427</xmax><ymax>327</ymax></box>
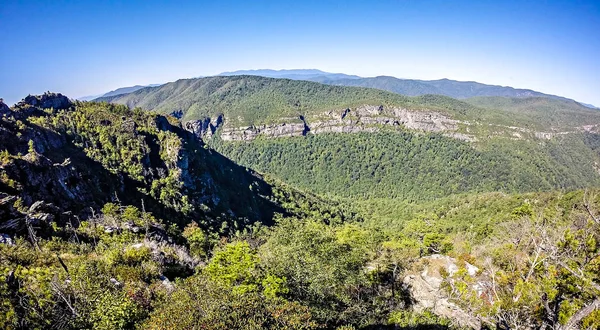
<box><xmin>0</xmin><ymin>120</ymin><xmax>191</xmax><ymax>229</ymax></box>
<box><xmin>0</xmin><ymin>109</ymin><xmax>290</xmax><ymax>236</ymax></box>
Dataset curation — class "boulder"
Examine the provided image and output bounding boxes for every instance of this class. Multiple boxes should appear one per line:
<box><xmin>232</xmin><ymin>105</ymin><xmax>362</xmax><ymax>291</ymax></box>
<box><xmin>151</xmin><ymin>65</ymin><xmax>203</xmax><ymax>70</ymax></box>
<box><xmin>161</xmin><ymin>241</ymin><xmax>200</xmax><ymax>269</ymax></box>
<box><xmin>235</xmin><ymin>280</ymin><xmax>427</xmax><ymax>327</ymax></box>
<box><xmin>403</xmin><ymin>254</ymin><xmax>486</xmax><ymax>329</ymax></box>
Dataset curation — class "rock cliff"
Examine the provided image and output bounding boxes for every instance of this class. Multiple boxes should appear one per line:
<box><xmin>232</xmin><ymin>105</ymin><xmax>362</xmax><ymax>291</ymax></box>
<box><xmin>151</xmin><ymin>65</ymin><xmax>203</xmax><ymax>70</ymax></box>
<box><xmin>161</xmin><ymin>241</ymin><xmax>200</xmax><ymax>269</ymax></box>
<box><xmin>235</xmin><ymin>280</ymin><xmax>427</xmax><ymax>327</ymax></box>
<box><xmin>184</xmin><ymin>105</ymin><xmax>468</xmax><ymax>141</ymax></box>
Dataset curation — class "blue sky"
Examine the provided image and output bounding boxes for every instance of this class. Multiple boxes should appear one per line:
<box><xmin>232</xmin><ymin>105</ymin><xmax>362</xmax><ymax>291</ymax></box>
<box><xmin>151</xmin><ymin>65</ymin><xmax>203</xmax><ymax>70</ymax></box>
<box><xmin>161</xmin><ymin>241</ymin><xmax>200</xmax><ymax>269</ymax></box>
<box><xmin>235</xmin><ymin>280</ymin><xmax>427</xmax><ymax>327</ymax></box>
<box><xmin>1</xmin><ymin>0</ymin><xmax>599</xmax><ymax>105</ymax></box>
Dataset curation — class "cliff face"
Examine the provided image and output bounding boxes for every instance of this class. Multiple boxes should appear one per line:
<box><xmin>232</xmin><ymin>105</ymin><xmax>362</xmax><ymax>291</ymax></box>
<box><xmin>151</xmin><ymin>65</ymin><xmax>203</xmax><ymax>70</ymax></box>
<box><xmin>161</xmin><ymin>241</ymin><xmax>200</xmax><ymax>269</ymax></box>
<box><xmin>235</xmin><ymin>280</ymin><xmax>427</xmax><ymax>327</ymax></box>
<box><xmin>184</xmin><ymin>104</ymin><xmax>468</xmax><ymax>141</ymax></box>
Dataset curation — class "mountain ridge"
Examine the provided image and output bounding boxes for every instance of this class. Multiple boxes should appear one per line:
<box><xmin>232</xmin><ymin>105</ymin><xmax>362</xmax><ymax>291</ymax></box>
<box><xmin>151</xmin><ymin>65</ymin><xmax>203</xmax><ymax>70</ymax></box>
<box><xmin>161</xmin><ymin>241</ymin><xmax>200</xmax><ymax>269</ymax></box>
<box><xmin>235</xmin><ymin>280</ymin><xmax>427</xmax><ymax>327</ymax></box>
<box><xmin>79</xmin><ymin>83</ymin><xmax>162</xmax><ymax>101</ymax></box>
<box><xmin>97</xmin><ymin>75</ymin><xmax>600</xmax><ymax>143</ymax></box>
<box><xmin>90</xmin><ymin>69</ymin><xmax>594</xmax><ymax>108</ymax></box>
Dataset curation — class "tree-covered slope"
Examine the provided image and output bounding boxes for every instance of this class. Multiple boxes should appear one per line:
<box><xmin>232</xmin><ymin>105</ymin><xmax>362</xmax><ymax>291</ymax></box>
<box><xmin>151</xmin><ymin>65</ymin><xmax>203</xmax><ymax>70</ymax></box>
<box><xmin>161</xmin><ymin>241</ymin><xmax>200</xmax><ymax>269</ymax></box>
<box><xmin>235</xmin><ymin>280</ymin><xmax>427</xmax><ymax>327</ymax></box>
<box><xmin>319</xmin><ymin>76</ymin><xmax>444</xmax><ymax>96</ymax></box>
<box><xmin>0</xmin><ymin>93</ymin><xmax>347</xmax><ymax>235</ymax></box>
<box><xmin>97</xmin><ymin>75</ymin><xmax>501</xmax><ymax>125</ymax></box>
<box><xmin>310</xmin><ymin>75</ymin><xmax>575</xmax><ymax>101</ymax></box>
<box><xmin>100</xmin><ymin>76</ymin><xmax>600</xmax><ymax>139</ymax></box>
<box><xmin>464</xmin><ymin>96</ymin><xmax>599</xmax><ymax>128</ymax></box>
<box><xmin>3</xmin><ymin>94</ymin><xmax>600</xmax><ymax>329</ymax></box>
<box><xmin>212</xmin><ymin>130</ymin><xmax>600</xmax><ymax>201</ymax></box>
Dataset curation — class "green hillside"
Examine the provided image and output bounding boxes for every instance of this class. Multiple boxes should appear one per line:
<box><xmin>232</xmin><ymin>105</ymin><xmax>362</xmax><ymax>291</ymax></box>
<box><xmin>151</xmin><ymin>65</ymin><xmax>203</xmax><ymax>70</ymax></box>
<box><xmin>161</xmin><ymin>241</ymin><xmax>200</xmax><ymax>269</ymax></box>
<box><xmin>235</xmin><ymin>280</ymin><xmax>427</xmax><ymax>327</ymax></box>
<box><xmin>0</xmin><ymin>94</ymin><xmax>346</xmax><ymax>234</ymax></box>
<box><xmin>320</xmin><ymin>76</ymin><xmax>444</xmax><ymax>96</ymax></box>
<box><xmin>99</xmin><ymin>76</ymin><xmax>600</xmax><ymax>201</ymax></box>
<box><xmin>319</xmin><ymin>75</ymin><xmax>573</xmax><ymax>100</ymax></box>
<box><xmin>101</xmin><ymin>76</ymin><xmax>600</xmax><ymax>135</ymax></box>
<box><xmin>213</xmin><ymin>130</ymin><xmax>600</xmax><ymax>201</ymax></box>
<box><xmin>464</xmin><ymin>96</ymin><xmax>599</xmax><ymax>128</ymax></box>
<box><xmin>99</xmin><ymin>76</ymin><xmax>512</xmax><ymax>126</ymax></box>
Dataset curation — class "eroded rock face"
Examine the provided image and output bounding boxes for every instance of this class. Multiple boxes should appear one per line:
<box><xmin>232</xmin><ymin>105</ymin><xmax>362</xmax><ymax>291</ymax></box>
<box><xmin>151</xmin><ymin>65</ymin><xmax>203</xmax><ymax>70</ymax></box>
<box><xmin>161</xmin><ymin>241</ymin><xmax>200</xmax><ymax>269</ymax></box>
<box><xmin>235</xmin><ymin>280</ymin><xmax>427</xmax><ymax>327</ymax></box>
<box><xmin>184</xmin><ymin>114</ymin><xmax>224</xmax><ymax>139</ymax></box>
<box><xmin>213</xmin><ymin>105</ymin><xmax>464</xmax><ymax>141</ymax></box>
<box><xmin>221</xmin><ymin>119</ymin><xmax>307</xmax><ymax>141</ymax></box>
<box><xmin>0</xmin><ymin>192</ymin><xmax>73</xmax><ymax>235</ymax></box>
<box><xmin>403</xmin><ymin>254</ymin><xmax>487</xmax><ymax>329</ymax></box>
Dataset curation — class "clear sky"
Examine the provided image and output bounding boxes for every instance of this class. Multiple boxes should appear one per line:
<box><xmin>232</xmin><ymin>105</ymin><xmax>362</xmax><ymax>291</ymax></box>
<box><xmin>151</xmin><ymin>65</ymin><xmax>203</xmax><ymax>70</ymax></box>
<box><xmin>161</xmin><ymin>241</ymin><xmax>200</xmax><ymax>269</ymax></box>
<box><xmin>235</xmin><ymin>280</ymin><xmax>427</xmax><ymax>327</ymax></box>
<box><xmin>1</xmin><ymin>0</ymin><xmax>599</xmax><ymax>105</ymax></box>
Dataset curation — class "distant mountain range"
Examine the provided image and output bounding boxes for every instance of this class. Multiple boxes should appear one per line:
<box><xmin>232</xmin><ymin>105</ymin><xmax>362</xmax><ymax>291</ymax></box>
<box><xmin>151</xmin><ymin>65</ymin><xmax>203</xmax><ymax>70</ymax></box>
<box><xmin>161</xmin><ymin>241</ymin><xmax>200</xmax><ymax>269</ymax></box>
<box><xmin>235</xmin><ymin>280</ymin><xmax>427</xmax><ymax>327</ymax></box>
<box><xmin>89</xmin><ymin>69</ymin><xmax>597</xmax><ymax>109</ymax></box>
<box><xmin>79</xmin><ymin>84</ymin><xmax>162</xmax><ymax>101</ymax></box>
<box><xmin>218</xmin><ymin>69</ymin><xmax>361</xmax><ymax>82</ymax></box>
<box><xmin>220</xmin><ymin>70</ymin><xmax>595</xmax><ymax>107</ymax></box>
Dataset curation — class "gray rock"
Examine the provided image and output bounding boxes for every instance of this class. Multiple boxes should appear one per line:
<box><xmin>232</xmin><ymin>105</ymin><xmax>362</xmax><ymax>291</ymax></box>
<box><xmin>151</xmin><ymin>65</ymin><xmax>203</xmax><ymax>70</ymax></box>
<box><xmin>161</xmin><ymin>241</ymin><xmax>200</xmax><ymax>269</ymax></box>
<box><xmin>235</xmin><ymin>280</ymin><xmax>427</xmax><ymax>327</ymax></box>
<box><xmin>19</xmin><ymin>93</ymin><xmax>72</xmax><ymax>110</ymax></box>
<box><xmin>0</xmin><ymin>233</ymin><xmax>13</xmax><ymax>245</ymax></box>
<box><xmin>183</xmin><ymin>114</ymin><xmax>224</xmax><ymax>139</ymax></box>
<box><xmin>219</xmin><ymin>105</ymin><xmax>462</xmax><ymax>141</ymax></box>
<box><xmin>403</xmin><ymin>254</ymin><xmax>485</xmax><ymax>329</ymax></box>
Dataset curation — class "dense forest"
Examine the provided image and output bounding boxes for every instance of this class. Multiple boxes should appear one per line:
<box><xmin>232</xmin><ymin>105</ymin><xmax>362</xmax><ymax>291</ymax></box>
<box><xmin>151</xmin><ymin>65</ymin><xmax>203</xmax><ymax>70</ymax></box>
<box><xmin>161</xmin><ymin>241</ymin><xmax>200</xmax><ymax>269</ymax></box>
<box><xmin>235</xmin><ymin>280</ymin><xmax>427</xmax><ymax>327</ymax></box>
<box><xmin>213</xmin><ymin>130</ymin><xmax>600</xmax><ymax>200</ymax></box>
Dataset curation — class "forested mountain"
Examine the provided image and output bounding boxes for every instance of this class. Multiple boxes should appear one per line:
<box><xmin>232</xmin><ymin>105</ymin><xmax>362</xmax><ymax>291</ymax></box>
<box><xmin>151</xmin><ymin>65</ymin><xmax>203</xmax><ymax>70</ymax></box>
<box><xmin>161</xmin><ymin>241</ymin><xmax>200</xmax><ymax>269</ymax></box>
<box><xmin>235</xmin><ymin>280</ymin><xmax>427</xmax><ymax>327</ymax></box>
<box><xmin>97</xmin><ymin>75</ymin><xmax>600</xmax><ymax>201</ymax></box>
<box><xmin>213</xmin><ymin>131</ymin><xmax>600</xmax><ymax>200</ymax></box>
<box><xmin>464</xmin><ymin>96</ymin><xmax>597</xmax><ymax>126</ymax></box>
<box><xmin>216</xmin><ymin>69</ymin><xmax>584</xmax><ymax>104</ymax></box>
<box><xmin>101</xmin><ymin>85</ymin><xmax>163</xmax><ymax>98</ymax></box>
<box><xmin>0</xmin><ymin>93</ymin><xmax>344</xmax><ymax>233</ymax></box>
<box><xmin>99</xmin><ymin>75</ymin><xmax>600</xmax><ymax>133</ymax></box>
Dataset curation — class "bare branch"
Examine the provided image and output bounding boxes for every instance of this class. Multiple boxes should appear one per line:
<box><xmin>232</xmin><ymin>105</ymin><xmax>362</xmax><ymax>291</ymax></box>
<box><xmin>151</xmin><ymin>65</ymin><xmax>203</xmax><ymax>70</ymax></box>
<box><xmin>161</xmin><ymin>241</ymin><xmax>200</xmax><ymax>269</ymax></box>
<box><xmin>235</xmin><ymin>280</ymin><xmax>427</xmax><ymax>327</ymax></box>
<box><xmin>50</xmin><ymin>281</ymin><xmax>77</xmax><ymax>317</ymax></box>
<box><xmin>563</xmin><ymin>297</ymin><xmax>600</xmax><ymax>330</ymax></box>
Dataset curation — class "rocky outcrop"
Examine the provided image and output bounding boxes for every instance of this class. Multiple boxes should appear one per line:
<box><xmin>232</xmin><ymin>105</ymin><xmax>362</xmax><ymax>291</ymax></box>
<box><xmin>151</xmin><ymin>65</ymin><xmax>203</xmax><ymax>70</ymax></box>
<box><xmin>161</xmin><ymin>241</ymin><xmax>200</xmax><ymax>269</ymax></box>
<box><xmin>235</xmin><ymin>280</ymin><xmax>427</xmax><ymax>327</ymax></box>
<box><xmin>403</xmin><ymin>254</ymin><xmax>490</xmax><ymax>329</ymax></box>
<box><xmin>17</xmin><ymin>92</ymin><xmax>72</xmax><ymax>110</ymax></box>
<box><xmin>220</xmin><ymin>117</ymin><xmax>307</xmax><ymax>141</ymax></box>
<box><xmin>184</xmin><ymin>114</ymin><xmax>224</xmax><ymax>139</ymax></box>
<box><xmin>0</xmin><ymin>192</ymin><xmax>74</xmax><ymax>236</ymax></box>
<box><xmin>216</xmin><ymin>105</ymin><xmax>463</xmax><ymax>141</ymax></box>
<box><xmin>6</xmin><ymin>92</ymin><xmax>74</xmax><ymax>120</ymax></box>
<box><xmin>0</xmin><ymin>233</ymin><xmax>13</xmax><ymax>245</ymax></box>
<box><xmin>0</xmin><ymin>101</ymin><xmax>11</xmax><ymax>116</ymax></box>
<box><xmin>310</xmin><ymin>105</ymin><xmax>459</xmax><ymax>135</ymax></box>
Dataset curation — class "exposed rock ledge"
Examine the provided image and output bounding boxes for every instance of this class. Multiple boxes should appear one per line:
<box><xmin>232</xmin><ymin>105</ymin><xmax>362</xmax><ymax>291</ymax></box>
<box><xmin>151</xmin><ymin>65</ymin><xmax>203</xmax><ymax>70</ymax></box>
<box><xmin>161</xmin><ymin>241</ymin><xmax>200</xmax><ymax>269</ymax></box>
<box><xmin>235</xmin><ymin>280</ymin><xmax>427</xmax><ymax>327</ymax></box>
<box><xmin>183</xmin><ymin>114</ymin><xmax>224</xmax><ymax>138</ymax></box>
<box><xmin>403</xmin><ymin>254</ymin><xmax>490</xmax><ymax>329</ymax></box>
<box><xmin>184</xmin><ymin>105</ymin><xmax>470</xmax><ymax>141</ymax></box>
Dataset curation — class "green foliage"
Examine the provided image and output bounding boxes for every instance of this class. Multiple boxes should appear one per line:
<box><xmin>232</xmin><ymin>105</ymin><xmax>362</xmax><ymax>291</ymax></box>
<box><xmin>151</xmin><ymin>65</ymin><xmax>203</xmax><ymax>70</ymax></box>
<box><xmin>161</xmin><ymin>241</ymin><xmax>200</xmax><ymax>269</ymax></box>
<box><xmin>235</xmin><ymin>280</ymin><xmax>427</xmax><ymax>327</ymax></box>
<box><xmin>89</xmin><ymin>290</ymin><xmax>145</xmax><ymax>330</ymax></box>
<box><xmin>102</xmin><ymin>202</ymin><xmax>120</xmax><ymax>217</ymax></box>
<box><xmin>262</xmin><ymin>274</ymin><xmax>289</xmax><ymax>299</ymax></box>
<box><xmin>258</xmin><ymin>217</ymin><xmax>387</xmax><ymax>325</ymax></box>
<box><xmin>182</xmin><ymin>221</ymin><xmax>208</xmax><ymax>258</ymax></box>
<box><xmin>465</xmin><ymin>96</ymin><xmax>600</xmax><ymax>130</ymax></box>
<box><xmin>27</xmin><ymin>140</ymin><xmax>35</xmax><ymax>154</ymax></box>
<box><xmin>143</xmin><ymin>275</ymin><xmax>318</xmax><ymax>330</ymax></box>
<box><xmin>217</xmin><ymin>131</ymin><xmax>600</xmax><ymax>200</ymax></box>
<box><xmin>3</xmin><ymin>91</ymin><xmax>600</xmax><ymax>329</ymax></box>
<box><xmin>204</xmin><ymin>241</ymin><xmax>258</xmax><ymax>293</ymax></box>
<box><xmin>388</xmin><ymin>309</ymin><xmax>453</xmax><ymax>329</ymax></box>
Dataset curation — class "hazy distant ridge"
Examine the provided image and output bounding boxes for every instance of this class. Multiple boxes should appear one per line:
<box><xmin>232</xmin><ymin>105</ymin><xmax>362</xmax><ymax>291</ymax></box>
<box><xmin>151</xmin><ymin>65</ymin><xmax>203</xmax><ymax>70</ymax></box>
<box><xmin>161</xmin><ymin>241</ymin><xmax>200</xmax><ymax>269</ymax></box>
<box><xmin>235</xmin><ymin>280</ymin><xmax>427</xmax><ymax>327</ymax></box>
<box><xmin>90</xmin><ymin>69</ymin><xmax>596</xmax><ymax>108</ymax></box>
